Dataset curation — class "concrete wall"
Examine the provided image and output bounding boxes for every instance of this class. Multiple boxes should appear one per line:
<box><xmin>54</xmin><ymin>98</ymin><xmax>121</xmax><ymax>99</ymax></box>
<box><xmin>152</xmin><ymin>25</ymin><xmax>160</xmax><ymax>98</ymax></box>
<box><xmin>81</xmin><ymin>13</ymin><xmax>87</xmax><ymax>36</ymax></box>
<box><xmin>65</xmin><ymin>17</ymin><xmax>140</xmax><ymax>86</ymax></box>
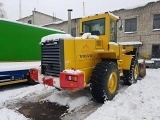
<box><xmin>43</xmin><ymin>19</ymin><xmax>80</xmax><ymax>37</ymax></box>
<box><xmin>113</xmin><ymin>1</ymin><xmax>160</xmax><ymax>58</ymax></box>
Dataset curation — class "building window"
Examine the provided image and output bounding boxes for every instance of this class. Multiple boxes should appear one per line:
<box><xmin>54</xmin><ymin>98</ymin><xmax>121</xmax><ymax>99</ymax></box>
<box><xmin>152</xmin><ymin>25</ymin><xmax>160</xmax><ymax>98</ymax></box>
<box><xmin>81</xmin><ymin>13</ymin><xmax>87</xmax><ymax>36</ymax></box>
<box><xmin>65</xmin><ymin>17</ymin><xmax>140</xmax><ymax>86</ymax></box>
<box><xmin>28</xmin><ymin>20</ymin><xmax>32</xmax><ymax>24</ymax></box>
<box><xmin>71</xmin><ymin>27</ymin><xmax>76</xmax><ymax>37</ymax></box>
<box><xmin>152</xmin><ymin>44</ymin><xmax>160</xmax><ymax>58</ymax></box>
<box><xmin>125</xmin><ymin>18</ymin><xmax>137</xmax><ymax>32</ymax></box>
<box><xmin>153</xmin><ymin>14</ymin><xmax>160</xmax><ymax>29</ymax></box>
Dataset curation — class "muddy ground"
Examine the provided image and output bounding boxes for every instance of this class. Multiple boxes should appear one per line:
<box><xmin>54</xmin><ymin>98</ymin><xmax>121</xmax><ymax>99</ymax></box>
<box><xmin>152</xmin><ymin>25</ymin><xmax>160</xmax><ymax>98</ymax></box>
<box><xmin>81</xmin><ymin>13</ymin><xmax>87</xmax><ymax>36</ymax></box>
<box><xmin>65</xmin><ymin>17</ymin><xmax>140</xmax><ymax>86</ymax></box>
<box><xmin>18</xmin><ymin>102</ymin><xmax>68</xmax><ymax>120</ymax></box>
<box><xmin>1</xmin><ymin>83</ymin><xmax>99</xmax><ymax>120</ymax></box>
<box><xmin>1</xmin><ymin>83</ymin><xmax>128</xmax><ymax>120</ymax></box>
<box><xmin>17</xmin><ymin>100</ymin><xmax>101</xmax><ymax>120</ymax></box>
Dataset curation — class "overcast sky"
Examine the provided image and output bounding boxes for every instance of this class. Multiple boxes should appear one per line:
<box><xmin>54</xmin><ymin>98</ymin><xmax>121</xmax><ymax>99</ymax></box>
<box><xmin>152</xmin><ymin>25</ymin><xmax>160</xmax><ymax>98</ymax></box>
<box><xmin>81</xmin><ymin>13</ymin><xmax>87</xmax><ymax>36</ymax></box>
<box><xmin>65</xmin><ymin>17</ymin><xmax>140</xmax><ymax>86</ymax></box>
<box><xmin>0</xmin><ymin>0</ymin><xmax>159</xmax><ymax>21</ymax></box>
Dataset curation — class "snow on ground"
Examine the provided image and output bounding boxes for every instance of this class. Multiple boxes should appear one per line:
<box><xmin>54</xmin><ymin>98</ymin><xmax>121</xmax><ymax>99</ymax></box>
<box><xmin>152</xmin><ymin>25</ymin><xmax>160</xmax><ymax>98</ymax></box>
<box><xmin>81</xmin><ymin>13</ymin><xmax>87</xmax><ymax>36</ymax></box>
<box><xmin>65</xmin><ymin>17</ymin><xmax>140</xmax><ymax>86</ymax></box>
<box><xmin>0</xmin><ymin>84</ymin><xmax>52</xmax><ymax>106</ymax></box>
<box><xmin>0</xmin><ymin>83</ymin><xmax>91</xmax><ymax>119</ymax></box>
<box><xmin>0</xmin><ymin>68</ymin><xmax>160</xmax><ymax>120</ymax></box>
<box><xmin>0</xmin><ymin>108</ymin><xmax>29</xmax><ymax>120</ymax></box>
<box><xmin>0</xmin><ymin>84</ymin><xmax>54</xmax><ymax>120</ymax></box>
<box><xmin>43</xmin><ymin>88</ymin><xmax>92</xmax><ymax>112</ymax></box>
<box><xmin>85</xmin><ymin>68</ymin><xmax>160</xmax><ymax>120</ymax></box>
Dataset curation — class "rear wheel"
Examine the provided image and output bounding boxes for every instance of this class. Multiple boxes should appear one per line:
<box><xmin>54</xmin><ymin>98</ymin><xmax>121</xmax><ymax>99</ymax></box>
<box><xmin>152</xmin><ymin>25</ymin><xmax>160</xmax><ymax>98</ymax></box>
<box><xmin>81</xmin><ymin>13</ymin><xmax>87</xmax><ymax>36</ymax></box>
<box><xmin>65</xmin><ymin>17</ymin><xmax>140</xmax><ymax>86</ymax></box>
<box><xmin>90</xmin><ymin>61</ymin><xmax>119</xmax><ymax>103</ymax></box>
<box><xmin>123</xmin><ymin>58</ymin><xmax>139</xmax><ymax>85</ymax></box>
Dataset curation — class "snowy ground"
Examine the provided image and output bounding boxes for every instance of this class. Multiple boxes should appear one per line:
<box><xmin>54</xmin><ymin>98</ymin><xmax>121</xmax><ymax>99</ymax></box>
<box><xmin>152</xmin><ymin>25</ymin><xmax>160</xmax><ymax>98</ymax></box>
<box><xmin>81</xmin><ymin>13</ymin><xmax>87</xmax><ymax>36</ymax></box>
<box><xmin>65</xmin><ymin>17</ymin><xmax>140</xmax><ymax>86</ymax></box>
<box><xmin>0</xmin><ymin>68</ymin><xmax>160</xmax><ymax>120</ymax></box>
<box><xmin>85</xmin><ymin>69</ymin><xmax>160</xmax><ymax>120</ymax></box>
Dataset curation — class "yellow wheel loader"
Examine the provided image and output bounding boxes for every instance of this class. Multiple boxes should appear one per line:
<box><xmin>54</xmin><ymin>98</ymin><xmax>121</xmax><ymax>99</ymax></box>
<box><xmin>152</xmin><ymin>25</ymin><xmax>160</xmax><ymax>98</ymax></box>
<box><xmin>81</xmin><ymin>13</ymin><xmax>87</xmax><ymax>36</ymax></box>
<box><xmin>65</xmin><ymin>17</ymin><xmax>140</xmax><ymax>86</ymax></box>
<box><xmin>30</xmin><ymin>12</ymin><xmax>145</xmax><ymax>103</ymax></box>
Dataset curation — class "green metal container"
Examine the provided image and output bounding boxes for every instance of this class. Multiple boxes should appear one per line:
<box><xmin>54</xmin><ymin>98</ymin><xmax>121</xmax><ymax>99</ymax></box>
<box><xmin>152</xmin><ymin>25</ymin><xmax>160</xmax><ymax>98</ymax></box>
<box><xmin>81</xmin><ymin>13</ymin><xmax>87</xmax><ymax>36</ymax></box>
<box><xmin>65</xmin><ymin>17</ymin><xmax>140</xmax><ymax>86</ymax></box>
<box><xmin>0</xmin><ymin>19</ymin><xmax>64</xmax><ymax>61</ymax></box>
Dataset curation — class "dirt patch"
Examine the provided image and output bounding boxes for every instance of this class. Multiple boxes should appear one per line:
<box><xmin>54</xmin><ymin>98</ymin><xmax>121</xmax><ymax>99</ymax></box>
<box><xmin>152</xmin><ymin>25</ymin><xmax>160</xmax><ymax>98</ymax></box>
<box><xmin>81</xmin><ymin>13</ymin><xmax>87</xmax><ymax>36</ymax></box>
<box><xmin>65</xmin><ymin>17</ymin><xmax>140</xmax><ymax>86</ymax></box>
<box><xmin>18</xmin><ymin>102</ymin><xmax>68</xmax><ymax>120</ymax></box>
<box><xmin>61</xmin><ymin>100</ymin><xmax>102</xmax><ymax>120</ymax></box>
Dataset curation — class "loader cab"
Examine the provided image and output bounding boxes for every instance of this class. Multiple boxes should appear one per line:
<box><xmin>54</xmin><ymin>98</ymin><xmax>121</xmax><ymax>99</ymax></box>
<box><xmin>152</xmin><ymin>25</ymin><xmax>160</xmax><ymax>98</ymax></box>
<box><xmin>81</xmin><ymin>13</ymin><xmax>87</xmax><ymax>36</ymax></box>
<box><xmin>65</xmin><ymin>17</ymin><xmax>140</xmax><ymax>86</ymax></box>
<box><xmin>80</xmin><ymin>12</ymin><xmax>119</xmax><ymax>50</ymax></box>
<box><xmin>82</xmin><ymin>18</ymin><xmax>105</xmax><ymax>36</ymax></box>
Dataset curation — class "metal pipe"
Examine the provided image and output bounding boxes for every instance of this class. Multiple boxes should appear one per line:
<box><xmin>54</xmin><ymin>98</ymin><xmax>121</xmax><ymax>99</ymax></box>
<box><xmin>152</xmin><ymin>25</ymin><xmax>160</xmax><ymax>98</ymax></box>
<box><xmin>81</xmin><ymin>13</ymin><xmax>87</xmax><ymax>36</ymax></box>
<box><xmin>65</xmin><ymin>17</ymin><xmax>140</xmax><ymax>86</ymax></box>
<box><xmin>33</xmin><ymin>8</ymin><xmax>36</xmax><ymax>25</ymax></box>
<box><xmin>68</xmin><ymin>9</ymin><xmax>73</xmax><ymax>34</ymax></box>
<box><xmin>19</xmin><ymin>0</ymin><xmax>22</xmax><ymax>19</ymax></box>
<box><xmin>83</xmin><ymin>2</ymin><xmax>85</xmax><ymax>16</ymax></box>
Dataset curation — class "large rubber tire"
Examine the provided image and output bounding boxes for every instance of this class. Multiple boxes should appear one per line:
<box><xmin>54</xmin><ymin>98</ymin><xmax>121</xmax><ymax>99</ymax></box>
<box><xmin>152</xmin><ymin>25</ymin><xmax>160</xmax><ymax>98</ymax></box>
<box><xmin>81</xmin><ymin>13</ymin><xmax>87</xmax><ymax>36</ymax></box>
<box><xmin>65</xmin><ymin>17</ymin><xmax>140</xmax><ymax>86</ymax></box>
<box><xmin>123</xmin><ymin>58</ymin><xmax>139</xmax><ymax>85</ymax></box>
<box><xmin>90</xmin><ymin>61</ymin><xmax>119</xmax><ymax>103</ymax></box>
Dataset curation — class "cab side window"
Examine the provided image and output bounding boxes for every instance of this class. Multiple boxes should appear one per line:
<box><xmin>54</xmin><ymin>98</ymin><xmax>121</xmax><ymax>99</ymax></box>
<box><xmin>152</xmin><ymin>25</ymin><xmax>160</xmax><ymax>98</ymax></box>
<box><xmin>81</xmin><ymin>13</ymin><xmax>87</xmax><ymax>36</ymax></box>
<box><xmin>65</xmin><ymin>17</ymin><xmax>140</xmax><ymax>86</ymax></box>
<box><xmin>110</xmin><ymin>20</ymin><xmax>117</xmax><ymax>42</ymax></box>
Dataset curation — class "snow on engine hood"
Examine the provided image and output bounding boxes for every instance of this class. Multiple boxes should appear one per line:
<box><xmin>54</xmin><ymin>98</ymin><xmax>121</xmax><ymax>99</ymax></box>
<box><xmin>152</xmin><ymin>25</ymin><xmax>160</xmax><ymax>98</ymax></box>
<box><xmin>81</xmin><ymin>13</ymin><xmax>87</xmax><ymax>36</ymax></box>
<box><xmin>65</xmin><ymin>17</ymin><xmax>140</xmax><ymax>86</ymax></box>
<box><xmin>40</xmin><ymin>34</ymin><xmax>74</xmax><ymax>44</ymax></box>
<box><xmin>40</xmin><ymin>33</ymin><xmax>99</xmax><ymax>45</ymax></box>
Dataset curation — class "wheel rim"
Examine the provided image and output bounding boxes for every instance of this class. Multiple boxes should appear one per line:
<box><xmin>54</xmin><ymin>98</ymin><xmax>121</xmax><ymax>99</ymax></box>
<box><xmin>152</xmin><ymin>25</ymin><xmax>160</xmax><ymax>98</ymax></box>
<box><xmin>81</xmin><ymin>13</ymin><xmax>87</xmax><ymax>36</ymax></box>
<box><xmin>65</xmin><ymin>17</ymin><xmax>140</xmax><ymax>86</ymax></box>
<box><xmin>134</xmin><ymin>65</ymin><xmax>139</xmax><ymax>79</ymax></box>
<box><xmin>108</xmin><ymin>72</ymin><xmax>117</xmax><ymax>93</ymax></box>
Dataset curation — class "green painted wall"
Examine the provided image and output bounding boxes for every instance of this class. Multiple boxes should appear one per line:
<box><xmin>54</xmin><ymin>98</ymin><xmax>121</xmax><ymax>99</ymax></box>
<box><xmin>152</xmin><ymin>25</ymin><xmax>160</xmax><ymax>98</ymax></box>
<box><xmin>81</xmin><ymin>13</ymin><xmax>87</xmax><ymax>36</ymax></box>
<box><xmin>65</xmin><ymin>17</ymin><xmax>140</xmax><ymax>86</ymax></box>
<box><xmin>0</xmin><ymin>19</ymin><xmax>64</xmax><ymax>61</ymax></box>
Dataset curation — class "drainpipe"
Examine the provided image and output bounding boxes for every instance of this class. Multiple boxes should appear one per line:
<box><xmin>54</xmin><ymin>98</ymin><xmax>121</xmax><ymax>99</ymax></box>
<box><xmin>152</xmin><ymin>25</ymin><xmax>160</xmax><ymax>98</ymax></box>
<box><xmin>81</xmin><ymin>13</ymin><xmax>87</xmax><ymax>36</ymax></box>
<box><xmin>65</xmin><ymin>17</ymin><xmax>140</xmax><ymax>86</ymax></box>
<box><xmin>32</xmin><ymin>8</ymin><xmax>36</xmax><ymax>25</ymax></box>
<box><xmin>68</xmin><ymin>9</ymin><xmax>73</xmax><ymax>34</ymax></box>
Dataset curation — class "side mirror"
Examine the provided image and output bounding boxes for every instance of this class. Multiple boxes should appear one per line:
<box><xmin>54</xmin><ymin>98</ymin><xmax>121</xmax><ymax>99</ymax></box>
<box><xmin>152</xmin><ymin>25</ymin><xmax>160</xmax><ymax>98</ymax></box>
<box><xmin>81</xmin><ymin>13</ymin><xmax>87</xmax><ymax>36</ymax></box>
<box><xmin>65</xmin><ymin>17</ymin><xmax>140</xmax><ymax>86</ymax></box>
<box><xmin>119</xmin><ymin>19</ymin><xmax>123</xmax><ymax>31</ymax></box>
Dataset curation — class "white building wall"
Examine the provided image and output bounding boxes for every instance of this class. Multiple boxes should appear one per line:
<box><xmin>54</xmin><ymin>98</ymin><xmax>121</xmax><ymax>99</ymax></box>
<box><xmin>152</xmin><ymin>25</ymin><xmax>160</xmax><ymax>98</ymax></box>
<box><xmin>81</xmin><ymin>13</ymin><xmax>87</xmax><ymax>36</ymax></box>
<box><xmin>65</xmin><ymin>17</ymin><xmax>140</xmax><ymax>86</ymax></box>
<box><xmin>43</xmin><ymin>19</ymin><xmax>80</xmax><ymax>37</ymax></box>
<box><xmin>113</xmin><ymin>1</ymin><xmax>160</xmax><ymax>58</ymax></box>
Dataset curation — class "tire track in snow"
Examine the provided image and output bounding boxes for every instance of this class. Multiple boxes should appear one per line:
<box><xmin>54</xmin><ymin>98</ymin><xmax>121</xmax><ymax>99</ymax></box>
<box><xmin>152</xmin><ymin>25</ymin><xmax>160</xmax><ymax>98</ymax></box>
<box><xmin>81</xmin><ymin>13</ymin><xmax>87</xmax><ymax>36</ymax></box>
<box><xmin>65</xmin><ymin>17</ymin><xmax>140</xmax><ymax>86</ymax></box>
<box><xmin>61</xmin><ymin>84</ymin><xmax>129</xmax><ymax>120</ymax></box>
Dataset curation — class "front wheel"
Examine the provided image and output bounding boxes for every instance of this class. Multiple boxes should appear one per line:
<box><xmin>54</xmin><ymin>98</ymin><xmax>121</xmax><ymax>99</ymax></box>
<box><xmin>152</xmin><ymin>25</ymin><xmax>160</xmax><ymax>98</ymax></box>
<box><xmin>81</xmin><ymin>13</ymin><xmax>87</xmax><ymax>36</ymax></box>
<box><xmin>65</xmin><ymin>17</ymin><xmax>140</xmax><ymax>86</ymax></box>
<box><xmin>90</xmin><ymin>61</ymin><xmax>119</xmax><ymax>103</ymax></box>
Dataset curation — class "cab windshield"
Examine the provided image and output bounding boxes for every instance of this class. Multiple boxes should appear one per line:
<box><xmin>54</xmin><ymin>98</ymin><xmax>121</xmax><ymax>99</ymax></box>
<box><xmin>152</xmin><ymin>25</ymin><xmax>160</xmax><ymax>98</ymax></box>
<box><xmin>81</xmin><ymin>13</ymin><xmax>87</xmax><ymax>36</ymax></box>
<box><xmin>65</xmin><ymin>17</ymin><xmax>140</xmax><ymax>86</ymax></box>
<box><xmin>82</xmin><ymin>18</ymin><xmax>105</xmax><ymax>35</ymax></box>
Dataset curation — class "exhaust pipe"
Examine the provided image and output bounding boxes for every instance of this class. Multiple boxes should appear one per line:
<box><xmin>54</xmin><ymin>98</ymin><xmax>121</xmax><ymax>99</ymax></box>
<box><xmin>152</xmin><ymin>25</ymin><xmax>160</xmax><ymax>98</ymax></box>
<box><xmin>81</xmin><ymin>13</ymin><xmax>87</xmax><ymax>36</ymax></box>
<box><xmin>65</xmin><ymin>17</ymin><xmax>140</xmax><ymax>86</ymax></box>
<box><xmin>68</xmin><ymin>9</ymin><xmax>73</xmax><ymax>34</ymax></box>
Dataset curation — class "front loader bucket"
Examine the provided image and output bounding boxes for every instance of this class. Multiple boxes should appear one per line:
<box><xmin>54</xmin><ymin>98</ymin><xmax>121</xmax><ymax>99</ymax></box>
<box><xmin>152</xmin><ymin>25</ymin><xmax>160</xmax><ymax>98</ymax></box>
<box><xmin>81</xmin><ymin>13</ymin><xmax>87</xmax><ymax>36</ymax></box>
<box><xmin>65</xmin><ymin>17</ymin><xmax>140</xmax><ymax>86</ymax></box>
<box><xmin>138</xmin><ymin>59</ymin><xmax>146</xmax><ymax>78</ymax></box>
